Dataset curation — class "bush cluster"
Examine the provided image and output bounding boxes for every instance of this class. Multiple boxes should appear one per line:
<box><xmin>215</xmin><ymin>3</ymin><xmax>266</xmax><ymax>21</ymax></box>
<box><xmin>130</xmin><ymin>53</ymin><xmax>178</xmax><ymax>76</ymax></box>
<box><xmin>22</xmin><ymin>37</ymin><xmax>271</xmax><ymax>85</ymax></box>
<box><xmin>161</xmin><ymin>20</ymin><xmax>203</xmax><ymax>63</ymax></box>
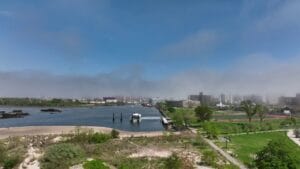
<box><xmin>68</xmin><ymin>129</ymin><xmax>111</xmax><ymax>144</ymax></box>
<box><xmin>111</xmin><ymin>129</ymin><xmax>120</xmax><ymax>139</ymax></box>
<box><xmin>203</xmin><ymin>122</ymin><xmax>220</xmax><ymax>139</ymax></box>
<box><xmin>41</xmin><ymin>143</ymin><xmax>85</xmax><ymax>169</ymax></box>
<box><xmin>164</xmin><ymin>153</ymin><xmax>182</xmax><ymax>169</ymax></box>
<box><xmin>3</xmin><ymin>156</ymin><xmax>20</xmax><ymax>169</ymax></box>
<box><xmin>202</xmin><ymin>150</ymin><xmax>217</xmax><ymax>167</ymax></box>
<box><xmin>280</xmin><ymin>117</ymin><xmax>297</xmax><ymax>127</ymax></box>
<box><xmin>83</xmin><ymin>159</ymin><xmax>109</xmax><ymax>169</ymax></box>
<box><xmin>0</xmin><ymin>142</ymin><xmax>22</xmax><ymax>169</ymax></box>
<box><xmin>255</xmin><ymin>138</ymin><xmax>297</xmax><ymax>169</ymax></box>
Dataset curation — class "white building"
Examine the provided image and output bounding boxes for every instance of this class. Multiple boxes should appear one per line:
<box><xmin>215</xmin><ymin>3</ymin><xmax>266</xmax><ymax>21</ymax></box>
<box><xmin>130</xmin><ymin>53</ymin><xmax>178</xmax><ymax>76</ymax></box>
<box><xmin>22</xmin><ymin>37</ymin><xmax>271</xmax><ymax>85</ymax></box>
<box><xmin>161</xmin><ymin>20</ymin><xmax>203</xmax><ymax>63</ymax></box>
<box><xmin>103</xmin><ymin>97</ymin><xmax>118</xmax><ymax>103</ymax></box>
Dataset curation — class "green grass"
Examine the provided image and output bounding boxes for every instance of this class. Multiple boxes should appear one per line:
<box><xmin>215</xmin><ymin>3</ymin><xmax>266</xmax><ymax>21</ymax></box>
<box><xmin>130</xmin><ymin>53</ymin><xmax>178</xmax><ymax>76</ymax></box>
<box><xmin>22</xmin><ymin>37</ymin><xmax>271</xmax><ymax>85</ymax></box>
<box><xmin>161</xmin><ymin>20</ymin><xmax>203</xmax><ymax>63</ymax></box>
<box><xmin>222</xmin><ymin>132</ymin><xmax>300</xmax><ymax>167</ymax></box>
<box><xmin>172</xmin><ymin>107</ymin><xmax>196</xmax><ymax>118</ymax></box>
<box><xmin>197</xmin><ymin>117</ymin><xmax>300</xmax><ymax>135</ymax></box>
<box><xmin>83</xmin><ymin>159</ymin><xmax>109</xmax><ymax>169</ymax></box>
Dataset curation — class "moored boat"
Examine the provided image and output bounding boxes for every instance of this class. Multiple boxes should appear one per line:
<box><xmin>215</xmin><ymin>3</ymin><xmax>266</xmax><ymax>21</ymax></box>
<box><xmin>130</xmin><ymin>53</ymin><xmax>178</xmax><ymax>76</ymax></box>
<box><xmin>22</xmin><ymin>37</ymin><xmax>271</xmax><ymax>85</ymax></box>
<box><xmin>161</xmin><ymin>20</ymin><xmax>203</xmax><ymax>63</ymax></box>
<box><xmin>41</xmin><ymin>108</ymin><xmax>62</xmax><ymax>113</ymax></box>
<box><xmin>130</xmin><ymin>113</ymin><xmax>142</xmax><ymax>123</ymax></box>
<box><xmin>1</xmin><ymin>110</ymin><xmax>29</xmax><ymax>119</ymax></box>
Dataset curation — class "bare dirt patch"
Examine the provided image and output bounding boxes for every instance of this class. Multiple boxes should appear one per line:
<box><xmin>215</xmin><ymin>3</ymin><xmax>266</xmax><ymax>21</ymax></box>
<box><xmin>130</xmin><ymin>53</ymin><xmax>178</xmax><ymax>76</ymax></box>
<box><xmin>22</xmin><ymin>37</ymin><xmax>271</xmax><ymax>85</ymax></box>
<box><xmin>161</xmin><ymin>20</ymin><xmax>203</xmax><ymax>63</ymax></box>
<box><xmin>18</xmin><ymin>144</ymin><xmax>42</xmax><ymax>169</ymax></box>
<box><xmin>129</xmin><ymin>147</ymin><xmax>172</xmax><ymax>158</ymax></box>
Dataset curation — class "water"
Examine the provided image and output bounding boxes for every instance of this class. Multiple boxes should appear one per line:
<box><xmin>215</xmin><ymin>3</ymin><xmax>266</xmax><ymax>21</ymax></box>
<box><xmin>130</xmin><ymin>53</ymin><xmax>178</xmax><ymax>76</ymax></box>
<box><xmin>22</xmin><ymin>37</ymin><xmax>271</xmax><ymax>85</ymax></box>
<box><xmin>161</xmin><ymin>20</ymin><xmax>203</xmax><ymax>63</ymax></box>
<box><xmin>0</xmin><ymin>105</ymin><xmax>165</xmax><ymax>132</ymax></box>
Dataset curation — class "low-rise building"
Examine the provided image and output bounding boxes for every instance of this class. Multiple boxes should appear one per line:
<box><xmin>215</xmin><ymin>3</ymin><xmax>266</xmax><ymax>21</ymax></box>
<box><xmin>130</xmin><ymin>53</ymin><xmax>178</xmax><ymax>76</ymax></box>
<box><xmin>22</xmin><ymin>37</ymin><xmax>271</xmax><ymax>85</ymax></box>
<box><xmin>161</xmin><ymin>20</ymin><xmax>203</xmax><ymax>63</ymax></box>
<box><xmin>165</xmin><ymin>100</ymin><xmax>185</xmax><ymax>107</ymax></box>
<box><xmin>103</xmin><ymin>97</ymin><xmax>118</xmax><ymax>103</ymax></box>
<box><xmin>183</xmin><ymin>100</ymin><xmax>201</xmax><ymax>108</ymax></box>
<box><xmin>165</xmin><ymin>100</ymin><xmax>200</xmax><ymax>108</ymax></box>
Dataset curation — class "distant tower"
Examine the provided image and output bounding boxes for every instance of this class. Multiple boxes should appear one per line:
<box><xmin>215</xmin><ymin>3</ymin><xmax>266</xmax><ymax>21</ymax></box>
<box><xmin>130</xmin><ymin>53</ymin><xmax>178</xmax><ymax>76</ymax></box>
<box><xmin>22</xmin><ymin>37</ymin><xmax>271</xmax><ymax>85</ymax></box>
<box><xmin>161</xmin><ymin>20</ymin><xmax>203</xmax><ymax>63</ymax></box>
<box><xmin>220</xmin><ymin>94</ymin><xmax>226</xmax><ymax>104</ymax></box>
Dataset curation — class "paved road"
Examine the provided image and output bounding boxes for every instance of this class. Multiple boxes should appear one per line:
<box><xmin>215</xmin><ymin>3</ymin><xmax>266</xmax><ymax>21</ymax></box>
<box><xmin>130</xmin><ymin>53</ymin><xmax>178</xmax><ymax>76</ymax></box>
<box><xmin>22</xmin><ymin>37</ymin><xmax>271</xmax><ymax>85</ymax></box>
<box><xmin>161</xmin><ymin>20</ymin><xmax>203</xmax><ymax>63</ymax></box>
<box><xmin>189</xmin><ymin>128</ymin><xmax>248</xmax><ymax>169</ymax></box>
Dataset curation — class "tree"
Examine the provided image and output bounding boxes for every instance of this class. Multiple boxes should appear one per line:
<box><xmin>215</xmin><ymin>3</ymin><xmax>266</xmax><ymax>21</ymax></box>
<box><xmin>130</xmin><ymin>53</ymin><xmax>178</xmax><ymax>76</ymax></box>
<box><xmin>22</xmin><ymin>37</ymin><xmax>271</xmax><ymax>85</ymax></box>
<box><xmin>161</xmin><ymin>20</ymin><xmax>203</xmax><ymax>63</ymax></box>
<box><xmin>195</xmin><ymin>106</ymin><xmax>212</xmax><ymax>122</ymax></box>
<box><xmin>255</xmin><ymin>104</ymin><xmax>269</xmax><ymax>124</ymax></box>
<box><xmin>240</xmin><ymin>100</ymin><xmax>256</xmax><ymax>123</ymax></box>
<box><xmin>254</xmin><ymin>139</ymin><xmax>297</xmax><ymax>169</ymax></box>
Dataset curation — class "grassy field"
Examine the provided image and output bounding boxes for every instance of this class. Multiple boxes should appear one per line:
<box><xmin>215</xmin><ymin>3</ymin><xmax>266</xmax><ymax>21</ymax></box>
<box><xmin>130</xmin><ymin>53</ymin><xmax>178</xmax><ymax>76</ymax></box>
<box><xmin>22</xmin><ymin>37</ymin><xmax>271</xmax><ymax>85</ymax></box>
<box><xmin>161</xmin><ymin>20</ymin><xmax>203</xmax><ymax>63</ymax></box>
<box><xmin>169</xmin><ymin>108</ymin><xmax>300</xmax><ymax>134</ymax></box>
<box><xmin>217</xmin><ymin>131</ymin><xmax>300</xmax><ymax>167</ymax></box>
<box><xmin>170</xmin><ymin>108</ymin><xmax>296</xmax><ymax>123</ymax></box>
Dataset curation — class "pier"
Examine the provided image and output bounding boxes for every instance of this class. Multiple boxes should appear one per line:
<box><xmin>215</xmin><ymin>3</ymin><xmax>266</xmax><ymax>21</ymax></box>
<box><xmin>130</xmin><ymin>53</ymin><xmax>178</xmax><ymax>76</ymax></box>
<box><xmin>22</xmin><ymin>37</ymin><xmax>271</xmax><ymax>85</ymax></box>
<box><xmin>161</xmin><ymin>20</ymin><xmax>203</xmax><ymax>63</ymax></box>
<box><xmin>155</xmin><ymin>106</ymin><xmax>173</xmax><ymax>128</ymax></box>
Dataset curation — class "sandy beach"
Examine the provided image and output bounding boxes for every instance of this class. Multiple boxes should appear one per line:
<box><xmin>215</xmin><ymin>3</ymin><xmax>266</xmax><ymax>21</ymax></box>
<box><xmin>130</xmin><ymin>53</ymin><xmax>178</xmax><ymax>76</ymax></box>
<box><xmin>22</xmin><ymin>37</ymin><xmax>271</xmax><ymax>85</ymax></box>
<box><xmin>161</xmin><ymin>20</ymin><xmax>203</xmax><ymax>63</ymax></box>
<box><xmin>0</xmin><ymin>126</ymin><xmax>167</xmax><ymax>139</ymax></box>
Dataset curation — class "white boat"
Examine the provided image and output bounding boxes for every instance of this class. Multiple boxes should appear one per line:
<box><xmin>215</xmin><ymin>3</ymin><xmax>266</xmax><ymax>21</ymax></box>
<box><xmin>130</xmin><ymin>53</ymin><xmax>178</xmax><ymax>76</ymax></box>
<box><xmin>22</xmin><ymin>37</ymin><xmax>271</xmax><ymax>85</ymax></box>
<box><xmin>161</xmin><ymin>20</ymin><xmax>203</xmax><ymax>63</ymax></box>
<box><xmin>131</xmin><ymin>113</ymin><xmax>142</xmax><ymax>123</ymax></box>
<box><xmin>161</xmin><ymin>117</ymin><xmax>169</xmax><ymax>125</ymax></box>
<box><xmin>161</xmin><ymin>117</ymin><xmax>173</xmax><ymax>125</ymax></box>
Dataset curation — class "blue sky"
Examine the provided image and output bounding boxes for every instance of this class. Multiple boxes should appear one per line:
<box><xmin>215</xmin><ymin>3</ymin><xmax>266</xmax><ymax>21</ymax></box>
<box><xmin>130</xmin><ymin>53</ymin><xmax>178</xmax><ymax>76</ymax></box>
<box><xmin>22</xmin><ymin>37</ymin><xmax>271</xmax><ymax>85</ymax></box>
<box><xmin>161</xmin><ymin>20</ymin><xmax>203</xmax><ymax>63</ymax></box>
<box><xmin>1</xmin><ymin>0</ymin><xmax>300</xmax><ymax>98</ymax></box>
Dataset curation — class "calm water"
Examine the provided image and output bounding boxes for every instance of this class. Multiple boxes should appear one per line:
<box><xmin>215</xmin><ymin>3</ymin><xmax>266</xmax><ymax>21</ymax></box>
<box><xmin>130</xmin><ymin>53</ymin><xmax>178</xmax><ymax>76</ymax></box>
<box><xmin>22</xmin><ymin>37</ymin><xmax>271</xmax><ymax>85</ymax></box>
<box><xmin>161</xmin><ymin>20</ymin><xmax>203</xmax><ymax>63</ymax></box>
<box><xmin>0</xmin><ymin>105</ymin><xmax>165</xmax><ymax>132</ymax></box>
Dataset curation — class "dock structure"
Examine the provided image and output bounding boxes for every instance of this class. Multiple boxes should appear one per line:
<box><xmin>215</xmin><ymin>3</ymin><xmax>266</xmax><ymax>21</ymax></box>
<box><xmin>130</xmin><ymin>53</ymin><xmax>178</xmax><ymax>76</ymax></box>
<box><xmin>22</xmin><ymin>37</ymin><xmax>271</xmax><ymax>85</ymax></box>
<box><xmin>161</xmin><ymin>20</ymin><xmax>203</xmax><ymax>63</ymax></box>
<box><xmin>155</xmin><ymin>106</ymin><xmax>173</xmax><ymax>129</ymax></box>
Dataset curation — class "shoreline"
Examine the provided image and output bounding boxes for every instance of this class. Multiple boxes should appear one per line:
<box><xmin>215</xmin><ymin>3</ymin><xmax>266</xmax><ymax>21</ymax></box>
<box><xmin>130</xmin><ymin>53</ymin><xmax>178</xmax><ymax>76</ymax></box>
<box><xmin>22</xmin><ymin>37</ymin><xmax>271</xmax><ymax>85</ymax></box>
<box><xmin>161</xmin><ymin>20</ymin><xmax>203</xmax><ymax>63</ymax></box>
<box><xmin>0</xmin><ymin>126</ymin><xmax>168</xmax><ymax>139</ymax></box>
<box><xmin>0</xmin><ymin>102</ymin><xmax>142</xmax><ymax>107</ymax></box>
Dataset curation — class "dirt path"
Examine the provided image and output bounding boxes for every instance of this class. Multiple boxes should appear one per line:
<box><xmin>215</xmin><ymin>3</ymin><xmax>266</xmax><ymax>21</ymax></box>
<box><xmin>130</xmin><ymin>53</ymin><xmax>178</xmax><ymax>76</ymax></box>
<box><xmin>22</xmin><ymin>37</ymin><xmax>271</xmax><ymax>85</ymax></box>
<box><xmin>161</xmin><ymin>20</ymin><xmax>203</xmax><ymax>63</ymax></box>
<box><xmin>287</xmin><ymin>129</ymin><xmax>300</xmax><ymax>146</ymax></box>
<box><xmin>189</xmin><ymin>128</ymin><xmax>248</xmax><ymax>169</ymax></box>
<box><xmin>18</xmin><ymin>144</ymin><xmax>42</xmax><ymax>169</ymax></box>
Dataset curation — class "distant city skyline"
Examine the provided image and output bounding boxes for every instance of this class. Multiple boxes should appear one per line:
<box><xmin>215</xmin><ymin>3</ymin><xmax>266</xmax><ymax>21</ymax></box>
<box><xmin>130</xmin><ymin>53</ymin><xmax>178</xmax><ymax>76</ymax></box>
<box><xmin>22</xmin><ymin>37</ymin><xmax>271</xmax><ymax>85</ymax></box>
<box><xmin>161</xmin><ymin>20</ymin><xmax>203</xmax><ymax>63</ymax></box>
<box><xmin>1</xmin><ymin>0</ymin><xmax>300</xmax><ymax>98</ymax></box>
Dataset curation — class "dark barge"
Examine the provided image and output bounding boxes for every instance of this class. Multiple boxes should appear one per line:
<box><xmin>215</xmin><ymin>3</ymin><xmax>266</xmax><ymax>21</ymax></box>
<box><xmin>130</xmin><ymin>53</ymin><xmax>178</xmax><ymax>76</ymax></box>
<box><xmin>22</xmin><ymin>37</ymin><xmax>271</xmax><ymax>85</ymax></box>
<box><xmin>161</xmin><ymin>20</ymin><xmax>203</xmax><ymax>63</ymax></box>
<box><xmin>0</xmin><ymin>110</ymin><xmax>29</xmax><ymax>119</ymax></box>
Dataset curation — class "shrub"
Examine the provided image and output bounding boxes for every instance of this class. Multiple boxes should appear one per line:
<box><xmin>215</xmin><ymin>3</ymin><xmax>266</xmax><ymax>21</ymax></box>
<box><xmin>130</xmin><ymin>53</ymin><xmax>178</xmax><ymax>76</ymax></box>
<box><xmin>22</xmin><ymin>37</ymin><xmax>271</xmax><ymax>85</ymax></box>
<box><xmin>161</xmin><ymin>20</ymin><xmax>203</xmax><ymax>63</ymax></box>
<box><xmin>265</xmin><ymin>122</ymin><xmax>273</xmax><ymax>130</ymax></box>
<box><xmin>164</xmin><ymin>153</ymin><xmax>182</xmax><ymax>169</ymax></box>
<box><xmin>169</xmin><ymin>110</ymin><xmax>188</xmax><ymax>130</ymax></box>
<box><xmin>83</xmin><ymin>159</ymin><xmax>109</xmax><ymax>169</ymax></box>
<box><xmin>168</xmin><ymin>107</ymin><xmax>175</xmax><ymax>113</ymax></box>
<box><xmin>280</xmin><ymin>118</ymin><xmax>294</xmax><ymax>127</ymax></box>
<box><xmin>117</xmin><ymin>158</ymin><xmax>151</xmax><ymax>169</ymax></box>
<box><xmin>111</xmin><ymin>129</ymin><xmax>120</xmax><ymax>139</ymax></box>
<box><xmin>90</xmin><ymin>133</ymin><xmax>111</xmax><ymax>143</ymax></box>
<box><xmin>68</xmin><ymin>130</ymin><xmax>111</xmax><ymax>144</ymax></box>
<box><xmin>202</xmin><ymin>150</ymin><xmax>217</xmax><ymax>167</ymax></box>
<box><xmin>69</xmin><ymin>129</ymin><xmax>93</xmax><ymax>143</ymax></box>
<box><xmin>203</xmin><ymin>122</ymin><xmax>220</xmax><ymax>139</ymax></box>
<box><xmin>41</xmin><ymin>143</ymin><xmax>85</xmax><ymax>169</ymax></box>
<box><xmin>193</xmin><ymin>136</ymin><xmax>207</xmax><ymax>149</ymax></box>
<box><xmin>245</xmin><ymin>123</ymin><xmax>257</xmax><ymax>132</ymax></box>
<box><xmin>254</xmin><ymin>139</ymin><xmax>297</xmax><ymax>169</ymax></box>
<box><xmin>0</xmin><ymin>142</ymin><xmax>6</xmax><ymax>164</ymax></box>
<box><xmin>294</xmin><ymin>129</ymin><xmax>300</xmax><ymax>138</ymax></box>
<box><xmin>3</xmin><ymin>156</ymin><xmax>20</xmax><ymax>169</ymax></box>
<box><xmin>291</xmin><ymin>117</ymin><xmax>297</xmax><ymax>126</ymax></box>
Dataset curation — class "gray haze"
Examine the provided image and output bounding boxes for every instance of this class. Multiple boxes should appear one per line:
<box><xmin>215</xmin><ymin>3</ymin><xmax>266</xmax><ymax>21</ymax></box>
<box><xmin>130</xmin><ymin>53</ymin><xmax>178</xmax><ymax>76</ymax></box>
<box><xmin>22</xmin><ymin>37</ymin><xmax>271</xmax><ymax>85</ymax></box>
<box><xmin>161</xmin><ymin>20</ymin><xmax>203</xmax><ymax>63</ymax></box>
<box><xmin>1</xmin><ymin>54</ymin><xmax>300</xmax><ymax>99</ymax></box>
